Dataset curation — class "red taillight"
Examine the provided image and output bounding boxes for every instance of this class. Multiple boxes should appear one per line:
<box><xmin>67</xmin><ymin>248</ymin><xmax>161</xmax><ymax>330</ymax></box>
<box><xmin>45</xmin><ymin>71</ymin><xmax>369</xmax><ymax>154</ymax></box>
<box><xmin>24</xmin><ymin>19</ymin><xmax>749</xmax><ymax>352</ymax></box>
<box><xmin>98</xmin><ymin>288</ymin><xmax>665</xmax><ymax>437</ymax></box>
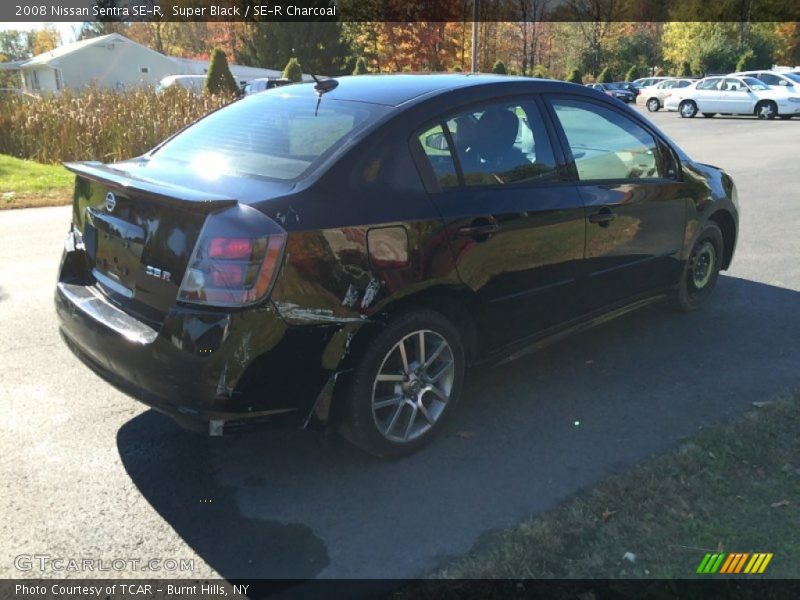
<box><xmin>209</xmin><ymin>237</ymin><xmax>253</xmax><ymax>260</ymax></box>
<box><xmin>210</xmin><ymin>263</ymin><xmax>244</xmax><ymax>287</ymax></box>
<box><xmin>178</xmin><ymin>205</ymin><xmax>287</xmax><ymax>307</ymax></box>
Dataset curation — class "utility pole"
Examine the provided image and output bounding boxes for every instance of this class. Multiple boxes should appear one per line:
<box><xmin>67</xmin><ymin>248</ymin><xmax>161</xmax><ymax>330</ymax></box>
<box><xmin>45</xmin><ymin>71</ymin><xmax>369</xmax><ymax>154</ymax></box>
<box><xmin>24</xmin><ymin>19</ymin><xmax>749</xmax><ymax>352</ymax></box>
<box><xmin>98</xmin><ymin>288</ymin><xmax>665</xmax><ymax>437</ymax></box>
<box><xmin>471</xmin><ymin>0</ymin><xmax>479</xmax><ymax>72</ymax></box>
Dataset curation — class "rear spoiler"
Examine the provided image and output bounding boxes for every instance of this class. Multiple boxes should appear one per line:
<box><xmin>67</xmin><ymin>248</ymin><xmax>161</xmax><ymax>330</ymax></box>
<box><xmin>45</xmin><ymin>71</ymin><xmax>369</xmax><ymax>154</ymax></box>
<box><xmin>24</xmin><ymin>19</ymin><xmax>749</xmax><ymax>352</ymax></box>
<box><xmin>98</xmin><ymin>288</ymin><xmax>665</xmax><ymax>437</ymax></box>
<box><xmin>64</xmin><ymin>161</ymin><xmax>238</xmax><ymax>210</ymax></box>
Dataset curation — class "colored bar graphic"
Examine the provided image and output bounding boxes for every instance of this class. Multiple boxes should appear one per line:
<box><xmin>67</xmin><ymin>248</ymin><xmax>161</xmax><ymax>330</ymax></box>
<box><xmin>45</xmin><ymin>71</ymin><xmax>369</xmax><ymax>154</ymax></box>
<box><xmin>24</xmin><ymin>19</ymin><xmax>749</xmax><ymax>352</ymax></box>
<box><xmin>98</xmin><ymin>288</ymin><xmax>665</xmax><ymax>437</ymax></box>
<box><xmin>758</xmin><ymin>553</ymin><xmax>773</xmax><ymax>573</ymax></box>
<box><xmin>699</xmin><ymin>552</ymin><xmax>773</xmax><ymax>574</ymax></box>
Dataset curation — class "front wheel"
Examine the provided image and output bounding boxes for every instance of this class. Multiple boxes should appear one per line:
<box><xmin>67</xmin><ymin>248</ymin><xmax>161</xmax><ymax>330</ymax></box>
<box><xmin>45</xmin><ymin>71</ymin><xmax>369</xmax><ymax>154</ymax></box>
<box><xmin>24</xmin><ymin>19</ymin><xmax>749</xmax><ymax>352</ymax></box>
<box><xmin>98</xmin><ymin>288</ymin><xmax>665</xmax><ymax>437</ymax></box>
<box><xmin>679</xmin><ymin>101</ymin><xmax>697</xmax><ymax>118</ymax></box>
<box><xmin>340</xmin><ymin>309</ymin><xmax>465</xmax><ymax>457</ymax></box>
<box><xmin>647</xmin><ymin>98</ymin><xmax>660</xmax><ymax>112</ymax></box>
<box><xmin>756</xmin><ymin>101</ymin><xmax>777</xmax><ymax>120</ymax></box>
<box><xmin>671</xmin><ymin>223</ymin><xmax>724</xmax><ymax>312</ymax></box>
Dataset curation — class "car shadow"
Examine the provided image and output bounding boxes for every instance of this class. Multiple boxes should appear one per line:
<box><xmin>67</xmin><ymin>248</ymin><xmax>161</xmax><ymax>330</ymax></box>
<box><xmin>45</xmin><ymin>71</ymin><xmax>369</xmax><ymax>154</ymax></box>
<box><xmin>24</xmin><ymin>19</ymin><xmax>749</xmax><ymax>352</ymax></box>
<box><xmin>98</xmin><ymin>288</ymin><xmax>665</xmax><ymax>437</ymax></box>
<box><xmin>117</xmin><ymin>275</ymin><xmax>800</xmax><ymax>580</ymax></box>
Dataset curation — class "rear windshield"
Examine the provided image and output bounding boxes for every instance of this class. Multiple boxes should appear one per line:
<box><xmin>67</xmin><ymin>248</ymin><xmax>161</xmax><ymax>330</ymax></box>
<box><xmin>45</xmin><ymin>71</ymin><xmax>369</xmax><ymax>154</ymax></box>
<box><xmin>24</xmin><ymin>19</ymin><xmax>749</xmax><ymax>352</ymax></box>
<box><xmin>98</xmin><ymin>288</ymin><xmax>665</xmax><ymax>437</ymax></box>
<box><xmin>150</xmin><ymin>93</ymin><xmax>386</xmax><ymax>181</ymax></box>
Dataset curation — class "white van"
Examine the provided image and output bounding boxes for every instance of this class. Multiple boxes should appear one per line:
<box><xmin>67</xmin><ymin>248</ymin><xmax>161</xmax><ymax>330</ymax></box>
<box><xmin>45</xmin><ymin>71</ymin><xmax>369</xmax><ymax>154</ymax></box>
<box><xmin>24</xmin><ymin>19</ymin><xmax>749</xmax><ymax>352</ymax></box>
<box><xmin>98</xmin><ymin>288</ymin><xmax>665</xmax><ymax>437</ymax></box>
<box><xmin>156</xmin><ymin>75</ymin><xmax>206</xmax><ymax>94</ymax></box>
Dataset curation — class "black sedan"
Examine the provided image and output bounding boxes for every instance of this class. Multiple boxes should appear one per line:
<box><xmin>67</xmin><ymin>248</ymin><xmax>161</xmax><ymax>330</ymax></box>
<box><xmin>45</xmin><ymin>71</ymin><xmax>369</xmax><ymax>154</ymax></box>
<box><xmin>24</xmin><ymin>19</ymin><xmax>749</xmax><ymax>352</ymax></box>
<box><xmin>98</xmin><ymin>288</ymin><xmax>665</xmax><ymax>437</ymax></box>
<box><xmin>585</xmin><ymin>82</ymin><xmax>636</xmax><ymax>103</ymax></box>
<box><xmin>56</xmin><ymin>74</ymin><xmax>738</xmax><ymax>456</ymax></box>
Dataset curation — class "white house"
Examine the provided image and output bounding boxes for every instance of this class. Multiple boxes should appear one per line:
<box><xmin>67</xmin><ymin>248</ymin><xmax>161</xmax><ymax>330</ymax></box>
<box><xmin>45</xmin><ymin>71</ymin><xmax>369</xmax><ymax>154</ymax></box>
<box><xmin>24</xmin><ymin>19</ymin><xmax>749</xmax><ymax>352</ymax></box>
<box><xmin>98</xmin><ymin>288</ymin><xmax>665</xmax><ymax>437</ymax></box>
<box><xmin>1</xmin><ymin>33</ymin><xmax>290</xmax><ymax>94</ymax></box>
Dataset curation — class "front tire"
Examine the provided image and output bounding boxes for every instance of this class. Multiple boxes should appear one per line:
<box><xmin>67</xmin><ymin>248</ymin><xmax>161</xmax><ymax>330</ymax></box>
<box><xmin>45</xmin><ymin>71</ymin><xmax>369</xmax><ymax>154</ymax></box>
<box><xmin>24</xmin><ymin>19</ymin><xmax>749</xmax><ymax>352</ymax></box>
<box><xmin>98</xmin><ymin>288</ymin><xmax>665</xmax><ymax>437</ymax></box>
<box><xmin>647</xmin><ymin>98</ymin><xmax>660</xmax><ymax>112</ymax></box>
<box><xmin>756</xmin><ymin>101</ymin><xmax>777</xmax><ymax>120</ymax></box>
<box><xmin>671</xmin><ymin>223</ymin><xmax>724</xmax><ymax>312</ymax></box>
<box><xmin>679</xmin><ymin>101</ymin><xmax>697</xmax><ymax>118</ymax></box>
<box><xmin>340</xmin><ymin>309</ymin><xmax>465</xmax><ymax>457</ymax></box>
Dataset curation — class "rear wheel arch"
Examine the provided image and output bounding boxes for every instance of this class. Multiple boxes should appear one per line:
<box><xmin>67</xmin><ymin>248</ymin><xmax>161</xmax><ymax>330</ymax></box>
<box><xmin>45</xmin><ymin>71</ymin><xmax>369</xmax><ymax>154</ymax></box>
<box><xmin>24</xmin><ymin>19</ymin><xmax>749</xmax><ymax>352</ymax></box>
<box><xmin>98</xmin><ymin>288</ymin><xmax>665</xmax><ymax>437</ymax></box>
<box><xmin>324</xmin><ymin>285</ymin><xmax>480</xmax><ymax>428</ymax></box>
<box><xmin>708</xmin><ymin>210</ymin><xmax>736</xmax><ymax>270</ymax></box>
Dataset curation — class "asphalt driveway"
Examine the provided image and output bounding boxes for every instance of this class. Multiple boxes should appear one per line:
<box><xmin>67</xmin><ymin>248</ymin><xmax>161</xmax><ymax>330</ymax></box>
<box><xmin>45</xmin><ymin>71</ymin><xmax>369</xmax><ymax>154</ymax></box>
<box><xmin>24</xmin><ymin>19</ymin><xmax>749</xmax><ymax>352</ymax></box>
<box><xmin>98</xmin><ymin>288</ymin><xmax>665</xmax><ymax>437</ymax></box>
<box><xmin>1</xmin><ymin>109</ymin><xmax>798</xmax><ymax>580</ymax></box>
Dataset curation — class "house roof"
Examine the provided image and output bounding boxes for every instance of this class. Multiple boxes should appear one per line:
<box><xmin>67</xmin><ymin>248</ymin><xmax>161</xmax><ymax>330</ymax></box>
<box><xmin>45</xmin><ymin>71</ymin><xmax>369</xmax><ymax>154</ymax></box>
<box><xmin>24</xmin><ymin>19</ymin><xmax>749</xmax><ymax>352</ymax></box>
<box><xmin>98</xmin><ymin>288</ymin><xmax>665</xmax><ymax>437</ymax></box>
<box><xmin>19</xmin><ymin>33</ymin><xmax>173</xmax><ymax>68</ymax></box>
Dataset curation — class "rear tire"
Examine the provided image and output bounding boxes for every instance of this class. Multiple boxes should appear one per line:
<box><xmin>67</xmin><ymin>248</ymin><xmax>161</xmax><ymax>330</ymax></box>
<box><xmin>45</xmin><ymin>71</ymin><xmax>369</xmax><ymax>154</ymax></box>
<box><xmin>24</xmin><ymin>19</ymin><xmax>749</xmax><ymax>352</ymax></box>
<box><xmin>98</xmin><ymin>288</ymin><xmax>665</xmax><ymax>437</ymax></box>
<box><xmin>647</xmin><ymin>98</ymin><xmax>660</xmax><ymax>112</ymax></box>
<box><xmin>340</xmin><ymin>309</ymin><xmax>465</xmax><ymax>458</ymax></box>
<box><xmin>756</xmin><ymin>101</ymin><xmax>777</xmax><ymax>120</ymax></box>
<box><xmin>671</xmin><ymin>223</ymin><xmax>724</xmax><ymax>313</ymax></box>
<box><xmin>679</xmin><ymin>101</ymin><xmax>697</xmax><ymax>118</ymax></box>
<box><xmin>702</xmin><ymin>113</ymin><xmax>716</xmax><ymax>118</ymax></box>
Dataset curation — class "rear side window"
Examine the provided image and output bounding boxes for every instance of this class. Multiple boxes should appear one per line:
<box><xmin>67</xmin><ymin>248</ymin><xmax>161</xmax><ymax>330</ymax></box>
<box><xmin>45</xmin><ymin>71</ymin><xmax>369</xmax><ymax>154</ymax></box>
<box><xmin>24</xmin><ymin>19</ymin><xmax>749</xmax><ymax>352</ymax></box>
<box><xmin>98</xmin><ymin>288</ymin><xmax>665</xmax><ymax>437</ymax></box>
<box><xmin>417</xmin><ymin>124</ymin><xmax>459</xmax><ymax>189</ymax></box>
<box><xmin>551</xmin><ymin>99</ymin><xmax>666</xmax><ymax>181</ymax></box>
<box><xmin>150</xmin><ymin>94</ymin><xmax>385</xmax><ymax>181</ymax></box>
<box><xmin>697</xmin><ymin>78</ymin><xmax>722</xmax><ymax>90</ymax></box>
<box><xmin>447</xmin><ymin>102</ymin><xmax>558</xmax><ymax>186</ymax></box>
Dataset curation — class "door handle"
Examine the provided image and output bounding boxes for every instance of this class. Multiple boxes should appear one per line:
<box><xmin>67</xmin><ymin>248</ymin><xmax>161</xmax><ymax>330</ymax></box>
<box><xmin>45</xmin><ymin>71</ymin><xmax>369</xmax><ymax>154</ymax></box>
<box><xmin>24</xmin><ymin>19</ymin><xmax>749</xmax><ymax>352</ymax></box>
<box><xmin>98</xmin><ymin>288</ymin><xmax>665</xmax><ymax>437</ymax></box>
<box><xmin>457</xmin><ymin>218</ymin><xmax>499</xmax><ymax>240</ymax></box>
<box><xmin>588</xmin><ymin>208</ymin><xmax>617</xmax><ymax>227</ymax></box>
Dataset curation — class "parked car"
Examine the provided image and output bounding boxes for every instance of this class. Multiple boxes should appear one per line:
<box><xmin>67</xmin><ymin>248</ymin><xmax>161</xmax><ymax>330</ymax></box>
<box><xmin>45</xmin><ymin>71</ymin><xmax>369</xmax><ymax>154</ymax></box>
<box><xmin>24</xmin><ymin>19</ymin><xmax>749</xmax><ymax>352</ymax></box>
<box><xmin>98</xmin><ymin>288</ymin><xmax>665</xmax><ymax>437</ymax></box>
<box><xmin>664</xmin><ymin>75</ymin><xmax>800</xmax><ymax>119</ymax></box>
<box><xmin>636</xmin><ymin>78</ymin><xmax>694</xmax><ymax>112</ymax></box>
<box><xmin>56</xmin><ymin>74</ymin><xmax>739</xmax><ymax>456</ymax></box>
<box><xmin>243</xmin><ymin>77</ymin><xmax>293</xmax><ymax>95</ymax></box>
<box><xmin>156</xmin><ymin>75</ymin><xmax>206</xmax><ymax>94</ymax></box>
<box><xmin>614</xmin><ymin>82</ymin><xmax>640</xmax><ymax>96</ymax></box>
<box><xmin>632</xmin><ymin>76</ymin><xmax>673</xmax><ymax>90</ymax></box>
<box><xmin>585</xmin><ymin>82</ymin><xmax>635</xmax><ymax>103</ymax></box>
<box><xmin>730</xmin><ymin>70</ymin><xmax>800</xmax><ymax>118</ymax></box>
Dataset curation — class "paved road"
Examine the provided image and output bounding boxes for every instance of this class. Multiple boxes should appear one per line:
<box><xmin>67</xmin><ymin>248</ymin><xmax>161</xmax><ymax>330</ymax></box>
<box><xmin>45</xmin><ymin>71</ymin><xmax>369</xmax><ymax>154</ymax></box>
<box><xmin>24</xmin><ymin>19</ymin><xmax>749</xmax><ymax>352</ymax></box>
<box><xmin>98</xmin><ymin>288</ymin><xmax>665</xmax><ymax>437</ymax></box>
<box><xmin>1</xmin><ymin>109</ymin><xmax>799</xmax><ymax>581</ymax></box>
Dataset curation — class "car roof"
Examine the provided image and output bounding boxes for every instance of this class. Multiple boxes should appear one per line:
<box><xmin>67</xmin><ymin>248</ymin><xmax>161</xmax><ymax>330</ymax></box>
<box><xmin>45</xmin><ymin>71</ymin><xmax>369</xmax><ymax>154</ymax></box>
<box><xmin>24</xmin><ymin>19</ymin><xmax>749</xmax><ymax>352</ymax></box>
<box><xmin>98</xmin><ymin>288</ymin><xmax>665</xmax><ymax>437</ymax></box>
<box><xmin>274</xmin><ymin>73</ymin><xmax>583</xmax><ymax>107</ymax></box>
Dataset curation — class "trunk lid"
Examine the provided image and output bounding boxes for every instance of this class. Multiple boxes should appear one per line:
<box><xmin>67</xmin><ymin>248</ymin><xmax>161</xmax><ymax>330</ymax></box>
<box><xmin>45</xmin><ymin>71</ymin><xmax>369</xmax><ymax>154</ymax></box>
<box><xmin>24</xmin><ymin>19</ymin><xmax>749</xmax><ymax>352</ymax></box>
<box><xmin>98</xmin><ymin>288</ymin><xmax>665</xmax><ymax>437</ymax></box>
<box><xmin>65</xmin><ymin>161</ymin><xmax>287</xmax><ymax>325</ymax></box>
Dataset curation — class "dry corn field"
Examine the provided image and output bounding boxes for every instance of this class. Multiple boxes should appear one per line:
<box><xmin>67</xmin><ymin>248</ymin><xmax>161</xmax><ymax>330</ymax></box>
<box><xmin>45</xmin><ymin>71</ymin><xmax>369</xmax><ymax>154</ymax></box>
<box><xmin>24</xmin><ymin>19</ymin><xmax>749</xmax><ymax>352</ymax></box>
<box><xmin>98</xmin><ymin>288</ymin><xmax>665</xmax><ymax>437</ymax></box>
<box><xmin>0</xmin><ymin>87</ymin><xmax>236</xmax><ymax>165</ymax></box>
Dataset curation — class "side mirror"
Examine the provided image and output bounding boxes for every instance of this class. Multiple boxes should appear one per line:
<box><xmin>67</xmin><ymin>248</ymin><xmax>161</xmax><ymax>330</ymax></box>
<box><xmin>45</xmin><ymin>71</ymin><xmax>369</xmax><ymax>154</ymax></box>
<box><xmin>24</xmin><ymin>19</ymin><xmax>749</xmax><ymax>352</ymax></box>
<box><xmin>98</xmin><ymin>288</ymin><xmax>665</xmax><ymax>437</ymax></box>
<box><xmin>425</xmin><ymin>132</ymin><xmax>449</xmax><ymax>152</ymax></box>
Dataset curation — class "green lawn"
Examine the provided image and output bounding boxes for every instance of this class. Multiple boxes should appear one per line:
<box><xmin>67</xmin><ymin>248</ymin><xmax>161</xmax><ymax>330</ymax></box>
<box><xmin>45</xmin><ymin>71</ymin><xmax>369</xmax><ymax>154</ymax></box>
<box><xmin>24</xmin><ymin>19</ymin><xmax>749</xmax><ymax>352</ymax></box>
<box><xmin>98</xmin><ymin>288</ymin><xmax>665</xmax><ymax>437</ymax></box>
<box><xmin>0</xmin><ymin>154</ymin><xmax>73</xmax><ymax>209</ymax></box>
<box><xmin>404</xmin><ymin>392</ymin><xmax>800</xmax><ymax>593</ymax></box>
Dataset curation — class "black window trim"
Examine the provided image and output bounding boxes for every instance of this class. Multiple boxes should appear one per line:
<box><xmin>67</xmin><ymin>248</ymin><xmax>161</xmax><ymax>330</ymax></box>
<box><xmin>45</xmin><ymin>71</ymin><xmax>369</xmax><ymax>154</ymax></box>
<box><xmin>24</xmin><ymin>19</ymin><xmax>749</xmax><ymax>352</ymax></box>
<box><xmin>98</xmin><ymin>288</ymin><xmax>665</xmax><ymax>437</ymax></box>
<box><xmin>541</xmin><ymin>93</ymin><xmax>683</xmax><ymax>185</ymax></box>
<box><xmin>409</xmin><ymin>93</ymin><xmax>575</xmax><ymax>194</ymax></box>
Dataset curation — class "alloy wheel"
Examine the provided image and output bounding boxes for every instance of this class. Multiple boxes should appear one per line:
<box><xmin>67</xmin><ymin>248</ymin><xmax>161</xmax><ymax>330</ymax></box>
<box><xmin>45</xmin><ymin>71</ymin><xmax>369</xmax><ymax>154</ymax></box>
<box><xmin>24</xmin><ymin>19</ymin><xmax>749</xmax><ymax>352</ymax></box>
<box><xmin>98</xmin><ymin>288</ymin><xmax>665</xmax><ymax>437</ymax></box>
<box><xmin>647</xmin><ymin>98</ymin><xmax>659</xmax><ymax>112</ymax></box>
<box><xmin>371</xmin><ymin>330</ymin><xmax>455</xmax><ymax>443</ymax></box>
<box><xmin>680</xmin><ymin>102</ymin><xmax>696</xmax><ymax>118</ymax></box>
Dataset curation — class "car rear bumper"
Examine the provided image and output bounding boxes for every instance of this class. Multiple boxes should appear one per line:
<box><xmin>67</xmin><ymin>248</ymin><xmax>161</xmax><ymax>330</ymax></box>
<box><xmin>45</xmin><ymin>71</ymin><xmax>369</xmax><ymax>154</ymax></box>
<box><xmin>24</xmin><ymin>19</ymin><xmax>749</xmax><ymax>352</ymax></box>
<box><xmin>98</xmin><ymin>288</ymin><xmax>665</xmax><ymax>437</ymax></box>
<box><xmin>55</xmin><ymin>275</ymin><xmax>337</xmax><ymax>434</ymax></box>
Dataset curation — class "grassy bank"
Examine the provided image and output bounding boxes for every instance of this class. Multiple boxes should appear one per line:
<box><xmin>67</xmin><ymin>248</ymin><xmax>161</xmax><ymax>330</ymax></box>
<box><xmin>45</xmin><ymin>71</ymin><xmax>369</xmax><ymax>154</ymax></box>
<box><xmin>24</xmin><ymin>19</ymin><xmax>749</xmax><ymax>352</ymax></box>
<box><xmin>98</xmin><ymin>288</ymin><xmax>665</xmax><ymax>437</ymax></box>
<box><xmin>0</xmin><ymin>154</ymin><xmax>73</xmax><ymax>209</ymax></box>
<box><xmin>417</xmin><ymin>392</ymin><xmax>799</xmax><ymax>590</ymax></box>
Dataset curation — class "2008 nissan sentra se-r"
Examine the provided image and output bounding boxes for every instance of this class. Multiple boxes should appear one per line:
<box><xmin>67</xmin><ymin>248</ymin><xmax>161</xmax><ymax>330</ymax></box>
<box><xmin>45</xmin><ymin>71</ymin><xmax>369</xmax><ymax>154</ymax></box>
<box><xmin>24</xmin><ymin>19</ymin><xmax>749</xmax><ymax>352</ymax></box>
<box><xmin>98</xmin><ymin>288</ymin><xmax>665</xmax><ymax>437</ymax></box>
<box><xmin>56</xmin><ymin>74</ymin><xmax>738</xmax><ymax>457</ymax></box>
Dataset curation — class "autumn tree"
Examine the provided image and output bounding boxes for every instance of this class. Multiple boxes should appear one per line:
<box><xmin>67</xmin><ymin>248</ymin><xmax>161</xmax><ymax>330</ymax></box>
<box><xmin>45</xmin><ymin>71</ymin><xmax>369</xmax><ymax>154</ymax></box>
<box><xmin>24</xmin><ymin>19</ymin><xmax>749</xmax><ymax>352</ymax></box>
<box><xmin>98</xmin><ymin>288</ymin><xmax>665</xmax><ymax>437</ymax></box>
<box><xmin>625</xmin><ymin>65</ymin><xmax>639</xmax><ymax>81</ymax></box>
<box><xmin>32</xmin><ymin>25</ymin><xmax>61</xmax><ymax>55</ymax></box>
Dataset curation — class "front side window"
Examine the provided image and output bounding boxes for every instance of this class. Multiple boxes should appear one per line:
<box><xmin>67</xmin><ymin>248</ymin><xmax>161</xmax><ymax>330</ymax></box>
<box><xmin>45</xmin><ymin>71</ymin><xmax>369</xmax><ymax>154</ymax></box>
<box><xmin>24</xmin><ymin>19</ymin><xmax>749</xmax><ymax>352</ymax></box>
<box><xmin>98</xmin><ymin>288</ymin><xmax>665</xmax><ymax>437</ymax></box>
<box><xmin>757</xmin><ymin>73</ymin><xmax>782</xmax><ymax>85</ymax></box>
<box><xmin>741</xmin><ymin>77</ymin><xmax>768</xmax><ymax>91</ymax></box>
<box><xmin>551</xmin><ymin>98</ymin><xmax>666</xmax><ymax>182</ymax></box>
<box><xmin>150</xmin><ymin>94</ymin><xmax>386</xmax><ymax>181</ymax></box>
